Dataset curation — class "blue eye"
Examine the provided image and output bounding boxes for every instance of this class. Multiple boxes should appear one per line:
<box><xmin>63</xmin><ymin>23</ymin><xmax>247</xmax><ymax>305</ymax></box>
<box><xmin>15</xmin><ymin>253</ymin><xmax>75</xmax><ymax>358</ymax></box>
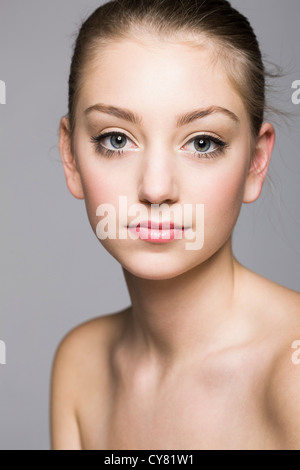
<box><xmin>109</xmin><ymin>134</ymin><xmax>128</xmax><ymax>149</ymax></box>
<box><xmin>91</xmin><ymin>131</ymin><xmax>136</xmax><ymax>157</ymax></box>
<box><xmin>193</xmin><ymin>137</ymin><xmax>212</xmax><ymax>153</ymax></box>
<box><xmin>182</xmin><ymin>135</ymin><xmax>228</xmax><ymax>159</ymax></box>
<box><xmin>91</xmin><ymin>131</ymin><xmax>228</xmax><ymax>159</ymax></box>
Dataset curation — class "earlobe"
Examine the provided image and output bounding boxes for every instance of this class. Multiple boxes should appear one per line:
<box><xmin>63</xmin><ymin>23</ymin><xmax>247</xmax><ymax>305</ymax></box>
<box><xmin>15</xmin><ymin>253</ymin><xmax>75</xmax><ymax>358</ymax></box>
<box><xmin>243</xmin><ymin>122</ymin><xmax>275</xmax><ymax>204</ymax></box>
<box><xmin>59</xmin><ymin>117</ymin><xmax>85</xmax><ymax>200</ymax></box>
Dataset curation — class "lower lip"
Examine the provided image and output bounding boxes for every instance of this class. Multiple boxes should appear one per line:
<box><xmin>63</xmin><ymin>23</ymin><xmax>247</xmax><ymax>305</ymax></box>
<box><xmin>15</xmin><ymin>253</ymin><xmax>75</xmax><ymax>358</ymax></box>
<box><xmin>127</xmin><ymin>226</ymin><xmax>184</xmax><ymax>243</ymax></box>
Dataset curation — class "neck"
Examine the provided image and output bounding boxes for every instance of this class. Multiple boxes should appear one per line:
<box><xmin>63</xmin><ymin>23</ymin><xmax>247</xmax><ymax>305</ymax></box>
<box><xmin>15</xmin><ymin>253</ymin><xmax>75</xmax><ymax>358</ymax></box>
<box><xmin>122</xmin><ymin>238</ymin><xmax>245</xmax><ymax>367</ymax></box>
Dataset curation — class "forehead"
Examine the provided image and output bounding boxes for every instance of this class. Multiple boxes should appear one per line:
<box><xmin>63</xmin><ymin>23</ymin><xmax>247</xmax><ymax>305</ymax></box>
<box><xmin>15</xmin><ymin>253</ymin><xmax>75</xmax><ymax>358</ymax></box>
<box><xmin>77</xmin><ymin>37</ymin><xmax>247</xmax><ymax>123</ymax></box>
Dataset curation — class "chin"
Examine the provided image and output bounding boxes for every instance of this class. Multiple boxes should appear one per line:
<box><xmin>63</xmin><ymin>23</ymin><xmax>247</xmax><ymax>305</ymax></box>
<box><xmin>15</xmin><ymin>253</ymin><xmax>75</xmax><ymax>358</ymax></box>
<box><xmin>119</xmin><ymin>251</ymin><xmax>210</xmax><ymax>281</ymax></box>
<box><xmin>99</xmin><ymin>236</ymin><xmax>228</xmax><ymax>281</ymax></box>
<box><xmin>123</xmin><ymin>264</ymin><xmax>187</xmax><ymax>281</ymax></box>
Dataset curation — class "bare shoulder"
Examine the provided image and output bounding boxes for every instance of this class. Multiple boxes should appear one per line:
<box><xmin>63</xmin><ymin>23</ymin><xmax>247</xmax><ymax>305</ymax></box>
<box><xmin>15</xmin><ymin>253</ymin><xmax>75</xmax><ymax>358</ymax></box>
<box><xmin>53</xmin><ymin>308</ymin><xmax>128</xmax><ymax>364</ymax></box>
<box><xmin>51</xmin><ymin>308</ymin><xmax>128</xmax><ymax>386</ymax></box>
<box><xmin>50</xmin><ymin>308</ymin><xmax>129</xmax><ymax>450</ymax></box>
<box><xmin>235</xmin><ymin>261</ymin><xmax>300</xmax><ymax>331</ymax></box>
<box><xmin>266</xmin><ymin>329</ymin><xmax>300</xmax><ymax>449</ymax></box>
<box><xmin>236</xmin><ymin>260</ymin><xmax>300</xmax><ymax>308</ymax></box>
<box><xmin>240</xmin><ymin>264</ymin><xmax>300</xmax><ymax>449</ymax></box>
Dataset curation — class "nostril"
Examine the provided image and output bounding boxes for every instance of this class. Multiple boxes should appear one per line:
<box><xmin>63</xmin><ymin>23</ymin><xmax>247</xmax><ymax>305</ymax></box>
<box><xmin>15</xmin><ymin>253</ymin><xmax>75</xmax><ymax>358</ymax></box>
<box><xmin>138</xmin><ymin>181</ymin><xmax>179</xmax><ymax>206</ymax></box>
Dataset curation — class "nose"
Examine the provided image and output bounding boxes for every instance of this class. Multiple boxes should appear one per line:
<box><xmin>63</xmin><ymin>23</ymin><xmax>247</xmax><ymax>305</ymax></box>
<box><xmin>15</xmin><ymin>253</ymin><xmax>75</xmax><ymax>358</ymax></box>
<box><xmin>137</xmin><ymin>147</ymin><xmax>179</xmax><ymax>206</ymax></box>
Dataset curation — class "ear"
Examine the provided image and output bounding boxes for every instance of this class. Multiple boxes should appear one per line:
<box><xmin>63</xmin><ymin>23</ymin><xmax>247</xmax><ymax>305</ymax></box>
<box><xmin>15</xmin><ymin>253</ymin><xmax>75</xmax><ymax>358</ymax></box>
<box><xmin>243</xmin><ymin>122</ymin><xmax>275</xmax><ymax>204</ymax></box>
<box><xmin>59</xmin><ymin>117</ymin><xmax>85</xmax><ymax>200</ymax></box>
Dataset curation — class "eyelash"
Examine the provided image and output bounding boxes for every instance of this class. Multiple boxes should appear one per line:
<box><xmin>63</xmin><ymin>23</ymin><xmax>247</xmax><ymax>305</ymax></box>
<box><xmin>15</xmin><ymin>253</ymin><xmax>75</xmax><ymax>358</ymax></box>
<box><xmin>90</xmin><ymin>132</ymin><xmax>133</xmax><ymax>159</ymax></box>
<box><xmin>90</xmin><ymin>131</ymin><xmax>229</xmax><ymax>160</ymax></box>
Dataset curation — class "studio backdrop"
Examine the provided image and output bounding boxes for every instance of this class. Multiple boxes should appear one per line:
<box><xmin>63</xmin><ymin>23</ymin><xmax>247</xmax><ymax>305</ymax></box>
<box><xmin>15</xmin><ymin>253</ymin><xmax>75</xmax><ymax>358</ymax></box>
<box><xmin>0</xmin><ymin>0</ymin><xmax>299</xmax><ymax>450</ymax></box>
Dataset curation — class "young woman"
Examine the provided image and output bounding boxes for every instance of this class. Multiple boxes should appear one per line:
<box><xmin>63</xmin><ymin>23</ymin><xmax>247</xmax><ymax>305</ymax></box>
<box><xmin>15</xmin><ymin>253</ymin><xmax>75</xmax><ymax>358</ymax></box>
<box><xmin>51</xmin><ymin>0</ymin><xmax>300</xmax><ymax>450</ymax></box>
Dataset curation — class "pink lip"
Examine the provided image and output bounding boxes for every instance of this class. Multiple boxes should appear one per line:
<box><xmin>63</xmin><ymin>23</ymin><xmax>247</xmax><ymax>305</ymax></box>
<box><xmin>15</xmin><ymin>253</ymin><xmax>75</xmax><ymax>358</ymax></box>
<box><xmin>127</xmin><ymin>221</ymin><xmax>185</xmax><ymax>243</ymax></box>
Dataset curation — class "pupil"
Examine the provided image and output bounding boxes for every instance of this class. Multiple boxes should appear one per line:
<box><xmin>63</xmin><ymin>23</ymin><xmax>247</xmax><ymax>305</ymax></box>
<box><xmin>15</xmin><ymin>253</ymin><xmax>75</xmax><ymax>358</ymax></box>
<box><xmin>194</xmin><ymin>138</ymin><xmax>210</xmax><ymax>152</ymax></box>
<box><xmin>111</xmin><ymin>135</ymin><xmax>126</xmax><ymax>149</ymax></box>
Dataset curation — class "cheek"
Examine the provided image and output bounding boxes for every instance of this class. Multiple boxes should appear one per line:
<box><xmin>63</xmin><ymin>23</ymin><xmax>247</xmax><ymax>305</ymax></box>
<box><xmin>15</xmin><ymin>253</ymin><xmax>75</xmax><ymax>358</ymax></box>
<box><xmin>82</xmin><ymin>171</ymin><xmax>121</xmax><ymax>236</ymax></box>
<box><xmin>73</xmin><ymin>157</ymin><xmax>118</xmax><ymax>234</ymax></box>
<box><xmin>191</xmin><ymin>161</ymin><xmax>248</xmax><ymax>241</ymax></box>
<box><xmin>73</xmin><ymin>131</ymin><xmax>131</xmax><ymax>229</ymax></box>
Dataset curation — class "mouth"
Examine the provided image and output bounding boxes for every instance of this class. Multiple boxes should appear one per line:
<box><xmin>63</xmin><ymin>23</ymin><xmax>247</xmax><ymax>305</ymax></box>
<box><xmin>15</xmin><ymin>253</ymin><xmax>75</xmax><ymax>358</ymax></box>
<box><xmin>127</xmin><ymin>221</ymin><xmax>186</xmax><ymax>243</ymax></box>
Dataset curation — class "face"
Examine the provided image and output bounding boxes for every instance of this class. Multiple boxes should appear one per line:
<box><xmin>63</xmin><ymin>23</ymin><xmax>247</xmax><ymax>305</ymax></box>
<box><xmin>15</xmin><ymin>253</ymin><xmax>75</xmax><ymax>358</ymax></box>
<box><xmin>60</xmin><ymin>37</ymin><xmax>274</xmax><ymax>280</ymax></box>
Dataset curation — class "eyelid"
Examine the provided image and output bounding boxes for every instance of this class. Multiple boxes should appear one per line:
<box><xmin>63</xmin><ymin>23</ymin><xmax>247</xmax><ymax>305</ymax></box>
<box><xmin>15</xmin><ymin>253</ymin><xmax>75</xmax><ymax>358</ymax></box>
<box><xmin>179</xmin><ymin>132</ymin><xmax>229</xmax><ymax>161</ymax></box>
<box><xmin>91</xmin><ymin>128</ymin><xmax>228</xmax><ymax>158</ymax></box>
<box><xmin>92</xmin><ymin>128</ymin><xmax>224</xmax><ymax>145</ymax></box>
<box><xmin>94</xmin><ymin>128</ymin><xmax>139</xmax><ymax>143</ymax></box>
<box><xmin>181</xmin><ymin>131</ymin><xmax>225</xmax><ymax>146</ymax></box>
<box><xmin>180</xmin><ymin>133</ymin><xmax>226</xmax><ymax>151</ymax></box>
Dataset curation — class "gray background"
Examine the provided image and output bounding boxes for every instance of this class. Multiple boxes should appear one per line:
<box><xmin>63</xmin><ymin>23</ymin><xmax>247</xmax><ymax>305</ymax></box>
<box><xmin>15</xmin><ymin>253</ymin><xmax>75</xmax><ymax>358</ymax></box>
<box><xmin>0</xmin><ymin>0</ymin><xmax>299</xmax><ymax>450</ymax></box>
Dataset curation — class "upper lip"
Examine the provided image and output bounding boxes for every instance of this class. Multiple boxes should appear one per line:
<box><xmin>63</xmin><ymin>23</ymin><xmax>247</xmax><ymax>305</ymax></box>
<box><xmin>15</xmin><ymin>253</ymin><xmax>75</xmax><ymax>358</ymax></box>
<box><xmin>128</xmin><ymin>221</ymin><xmax>184</xmax><ymax>230</ymax></box>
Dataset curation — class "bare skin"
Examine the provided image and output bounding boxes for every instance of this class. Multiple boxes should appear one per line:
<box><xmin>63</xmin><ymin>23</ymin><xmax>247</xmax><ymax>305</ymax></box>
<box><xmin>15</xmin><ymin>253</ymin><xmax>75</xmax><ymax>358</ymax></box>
<box><xmin>52</xmin><ymin>37</ymin><xmax>300</xmax><ymax>449</ymax></box>
<box><xmin>51</xmin><ymin>256</ymin><xmax>300</xmax><ymax>450</ymax></box>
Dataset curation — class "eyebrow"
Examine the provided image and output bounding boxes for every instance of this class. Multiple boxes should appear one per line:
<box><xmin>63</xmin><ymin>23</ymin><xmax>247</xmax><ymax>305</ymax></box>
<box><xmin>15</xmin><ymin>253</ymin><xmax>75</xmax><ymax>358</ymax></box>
<box><xmin>85</xmin><ymin>103</ymin><xmax>142</xmax><ymax>125</ymax></box>
<box><xmin>176</xmin><ymin>106</ymin><xmax>240</xmax><ymax>127</ymax></box>
<box><xmin>84</xmin><ymin>103</ymin><xmax>240</xmax><ymax>126</ymax></box>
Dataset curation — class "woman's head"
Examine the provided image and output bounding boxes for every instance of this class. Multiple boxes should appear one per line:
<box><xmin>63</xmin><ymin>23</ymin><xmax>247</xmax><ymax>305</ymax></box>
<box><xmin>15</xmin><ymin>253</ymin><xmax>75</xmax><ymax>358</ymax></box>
<box><xmin>68</xmin><ymin>0</ymin><xmax>266</xmax><ymax>148</ymax></box>
<box><xmin>59</xmin><ymin>0</ymin><xmax>275</xmax><ymax>280</ymax></box>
